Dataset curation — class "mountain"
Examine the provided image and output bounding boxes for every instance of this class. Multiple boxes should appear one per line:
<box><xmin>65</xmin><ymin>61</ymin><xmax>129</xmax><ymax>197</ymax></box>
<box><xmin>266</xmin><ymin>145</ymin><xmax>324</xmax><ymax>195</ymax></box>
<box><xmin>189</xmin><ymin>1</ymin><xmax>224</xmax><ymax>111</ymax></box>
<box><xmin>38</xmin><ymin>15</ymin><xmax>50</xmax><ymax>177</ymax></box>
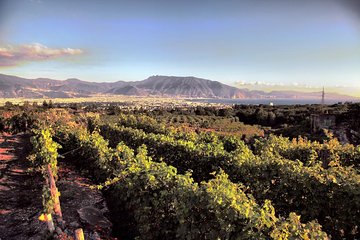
<box><xmin>0</xmin><ymin>73</ymin><xmax>358</xmax><ymax>101</ymax></box>
<box><xmin>266</xmin><ymin>90</ymin><xmax>357</xmax><ymax>101</ymax></box>
<box><xmin>0</xmin><ymin>74</ymin><xmax>249</xmax><ymax>98</ymax></box>
<box><xmin>108</xmin><ymin>76</ymin><xmax>249</xmax><ymax>98</ymax></box>
<box><xmin>235</xmin><ymin>81</ymin><xmax>360</xmax><ymax>99</ymax></box>
<box><xmin>0</xmin><ymin>73</ymin><xmax>127</xmax><ymax>98</ymax></box>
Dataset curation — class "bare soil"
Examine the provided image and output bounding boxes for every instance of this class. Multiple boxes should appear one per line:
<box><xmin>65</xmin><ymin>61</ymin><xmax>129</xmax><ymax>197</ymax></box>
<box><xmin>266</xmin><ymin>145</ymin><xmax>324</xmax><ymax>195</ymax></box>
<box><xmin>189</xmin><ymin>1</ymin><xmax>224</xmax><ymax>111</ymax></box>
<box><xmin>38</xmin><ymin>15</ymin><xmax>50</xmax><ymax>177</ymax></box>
<box><xmin>57</xmin><ymin>161</ymin><xmax>114</xmax><ymax>239</ymax></box>
<box><xmin>0</xmin><ymin>133</ymin><xmax>44</xmax><ymax>240</ymax></box>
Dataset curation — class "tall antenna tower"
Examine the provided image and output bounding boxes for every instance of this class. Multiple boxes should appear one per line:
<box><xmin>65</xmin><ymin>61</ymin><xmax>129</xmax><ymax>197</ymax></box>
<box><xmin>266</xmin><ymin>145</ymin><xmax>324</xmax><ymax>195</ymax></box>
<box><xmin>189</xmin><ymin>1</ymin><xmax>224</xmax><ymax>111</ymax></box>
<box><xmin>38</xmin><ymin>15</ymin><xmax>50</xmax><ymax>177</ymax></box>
<box><xmin>321</xmin><ymin>87</ymin><xmax>325</xmax><ymax>105</ymax></box>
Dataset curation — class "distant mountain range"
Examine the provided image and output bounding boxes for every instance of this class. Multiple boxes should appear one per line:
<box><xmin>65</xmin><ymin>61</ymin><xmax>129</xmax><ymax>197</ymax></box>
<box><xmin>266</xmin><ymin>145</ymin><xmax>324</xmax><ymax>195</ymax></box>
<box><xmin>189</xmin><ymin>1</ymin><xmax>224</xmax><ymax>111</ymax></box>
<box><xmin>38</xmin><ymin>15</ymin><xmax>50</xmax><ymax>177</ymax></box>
<box><xmin>234</xmin><ymin>81</ymin><xmax>360</xmax><ymax>99</ymax></box>
<box><xmin>0</xmin><ymin>73</ymin><xmax>358</xmax><ymax>101</ymax></box>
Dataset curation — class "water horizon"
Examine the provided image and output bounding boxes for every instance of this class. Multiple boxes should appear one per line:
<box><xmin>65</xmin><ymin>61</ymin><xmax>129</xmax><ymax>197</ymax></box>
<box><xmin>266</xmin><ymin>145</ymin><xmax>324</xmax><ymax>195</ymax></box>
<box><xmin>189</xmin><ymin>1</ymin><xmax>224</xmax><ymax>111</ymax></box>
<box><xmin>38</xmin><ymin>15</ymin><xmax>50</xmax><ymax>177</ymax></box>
<box><xmin>187</xmin><ymin>98</ymin><xmax>359</xmax><ymax>106</ymax></box>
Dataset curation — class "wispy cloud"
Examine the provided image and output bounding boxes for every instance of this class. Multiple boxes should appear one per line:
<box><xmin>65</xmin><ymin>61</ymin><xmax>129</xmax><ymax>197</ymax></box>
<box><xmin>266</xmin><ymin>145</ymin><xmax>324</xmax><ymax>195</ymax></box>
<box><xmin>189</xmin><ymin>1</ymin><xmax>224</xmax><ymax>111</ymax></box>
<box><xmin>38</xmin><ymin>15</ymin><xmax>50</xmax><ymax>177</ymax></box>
<box><xmin>0</xmin><ymin>43</ymin><xmax>83</xmax><ymax>67</ymax></box>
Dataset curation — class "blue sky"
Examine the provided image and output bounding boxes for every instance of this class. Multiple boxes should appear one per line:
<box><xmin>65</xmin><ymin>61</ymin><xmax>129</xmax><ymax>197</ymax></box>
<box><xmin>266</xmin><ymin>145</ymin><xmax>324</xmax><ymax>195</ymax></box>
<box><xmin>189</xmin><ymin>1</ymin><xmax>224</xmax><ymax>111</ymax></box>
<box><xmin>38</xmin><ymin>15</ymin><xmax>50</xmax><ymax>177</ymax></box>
<box><xmin>0</xmin><ymin>0</ymin><xmax>359</xmax><ymax>90</ymax></box>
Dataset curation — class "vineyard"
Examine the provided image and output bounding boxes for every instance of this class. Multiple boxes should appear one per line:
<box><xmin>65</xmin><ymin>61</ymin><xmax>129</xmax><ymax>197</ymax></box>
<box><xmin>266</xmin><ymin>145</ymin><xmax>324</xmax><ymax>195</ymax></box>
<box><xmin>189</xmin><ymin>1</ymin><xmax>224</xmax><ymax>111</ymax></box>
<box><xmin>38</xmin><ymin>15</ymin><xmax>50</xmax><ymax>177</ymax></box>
<box><xmin>1</xmin><ymin>105</ymin><xmax>360</xmax><ymax>239</ymax></box>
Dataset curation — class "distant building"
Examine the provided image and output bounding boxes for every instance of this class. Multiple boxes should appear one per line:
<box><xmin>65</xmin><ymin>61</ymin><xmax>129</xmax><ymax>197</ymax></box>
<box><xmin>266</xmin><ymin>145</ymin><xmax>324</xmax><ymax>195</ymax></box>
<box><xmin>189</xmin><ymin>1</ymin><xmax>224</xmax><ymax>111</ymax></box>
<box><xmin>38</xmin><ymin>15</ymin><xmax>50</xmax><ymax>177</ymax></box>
<box><xmin>310</xmin><ymin>114</ymin><xmax>336</xmax><ymax>132</ymax></box>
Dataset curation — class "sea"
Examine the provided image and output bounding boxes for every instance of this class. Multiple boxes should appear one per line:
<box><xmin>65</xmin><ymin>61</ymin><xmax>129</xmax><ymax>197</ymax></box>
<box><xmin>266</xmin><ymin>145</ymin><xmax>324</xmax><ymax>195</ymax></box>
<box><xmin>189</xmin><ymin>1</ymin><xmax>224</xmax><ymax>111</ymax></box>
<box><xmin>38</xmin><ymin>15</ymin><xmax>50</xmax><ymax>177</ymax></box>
<box><xmin>187</xmin><ymin>98</ymin><xmax>358</xmax><ymax>106</ymax></box>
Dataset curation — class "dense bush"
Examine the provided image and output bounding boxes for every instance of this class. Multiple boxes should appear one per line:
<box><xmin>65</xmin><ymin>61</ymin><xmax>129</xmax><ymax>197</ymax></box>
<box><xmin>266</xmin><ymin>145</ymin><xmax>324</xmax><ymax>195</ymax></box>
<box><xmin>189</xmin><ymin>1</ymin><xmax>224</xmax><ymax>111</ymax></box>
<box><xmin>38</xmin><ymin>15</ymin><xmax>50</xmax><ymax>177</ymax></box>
<box><xmin>254</xmin><ymin>134</ymin><xmax>360</xmax><ymax>169</ymax></box>
<box><xmin>55</xmin><ymin>125</ymin><xmax>328</xmax><ymax>239</ymax></box>
<box><xmin>98</xmin><ymin>123</ymin><xmax>360</xmax><ymax>238</ymax></box>
<box><xmin>5</xmin><ymin>112</ymin><xmax>37</xmax><ymax>133</ymax></box>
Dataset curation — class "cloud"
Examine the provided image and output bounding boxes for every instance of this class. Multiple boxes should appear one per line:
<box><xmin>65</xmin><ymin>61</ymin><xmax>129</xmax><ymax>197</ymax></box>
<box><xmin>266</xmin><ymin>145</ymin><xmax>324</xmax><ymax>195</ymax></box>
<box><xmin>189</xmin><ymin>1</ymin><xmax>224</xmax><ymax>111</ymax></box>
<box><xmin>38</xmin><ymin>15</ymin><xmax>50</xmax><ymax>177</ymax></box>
<box><xmin>0</xmin><ymin>43</ymin><xmax>84</xmax><ymax>66</ymax></box>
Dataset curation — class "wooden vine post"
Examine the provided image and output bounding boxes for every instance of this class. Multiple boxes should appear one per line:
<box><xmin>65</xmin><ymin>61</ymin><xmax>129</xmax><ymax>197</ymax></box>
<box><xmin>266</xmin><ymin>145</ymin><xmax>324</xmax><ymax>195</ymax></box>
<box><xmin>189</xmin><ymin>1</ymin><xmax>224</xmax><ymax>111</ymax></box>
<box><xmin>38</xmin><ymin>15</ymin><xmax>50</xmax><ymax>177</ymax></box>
<box><xmin>39</xmin><ymin>213</ymin><xmax>55</xmax><ymax>233</ymax></box>
<box><xmin>47</xmin><ymin>164</ymin><xmax>62</xmax><ymax>219</ymax></box>
<box><xmin>75</xmin><ymin>228</ymin><xmax>85</xmax><ymax>240</ymax></box>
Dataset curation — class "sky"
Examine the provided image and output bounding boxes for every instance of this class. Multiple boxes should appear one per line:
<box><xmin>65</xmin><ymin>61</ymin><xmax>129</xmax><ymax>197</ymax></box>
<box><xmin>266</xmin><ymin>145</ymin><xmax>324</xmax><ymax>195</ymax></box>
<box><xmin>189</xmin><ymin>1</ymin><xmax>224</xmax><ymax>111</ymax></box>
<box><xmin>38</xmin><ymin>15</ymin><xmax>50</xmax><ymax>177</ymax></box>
<box><xmin>0</xmin><ymin>0</ymin><xmax>359</xmax><ymax>92</ymax></box>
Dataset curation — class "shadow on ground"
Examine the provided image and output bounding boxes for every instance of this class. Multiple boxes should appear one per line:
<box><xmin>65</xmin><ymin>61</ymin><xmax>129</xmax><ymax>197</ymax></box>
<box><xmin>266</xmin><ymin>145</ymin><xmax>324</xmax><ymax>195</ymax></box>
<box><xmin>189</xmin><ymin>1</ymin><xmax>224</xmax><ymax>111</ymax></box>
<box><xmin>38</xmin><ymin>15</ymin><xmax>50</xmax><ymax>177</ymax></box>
<box><xmin>0</xmin><ymin>133</ymin><xmax>45</xmax><ymax>240</ymax></box>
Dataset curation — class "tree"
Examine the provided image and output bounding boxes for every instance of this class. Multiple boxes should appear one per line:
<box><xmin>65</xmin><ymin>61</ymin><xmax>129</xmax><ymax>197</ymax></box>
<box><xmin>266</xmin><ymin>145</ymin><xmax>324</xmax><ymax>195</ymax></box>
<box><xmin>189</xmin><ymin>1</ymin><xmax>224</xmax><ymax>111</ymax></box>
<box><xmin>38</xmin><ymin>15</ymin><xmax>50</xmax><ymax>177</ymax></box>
<box><xmin>43</xmin><ymin>100</ymin><xmax>49</xmax><ymax>108</ymax></box>
<box><xmin>5</xmin><ymin>101</ymin><xmax>13</xmax><ymax>108</ymax></box>
<box><xmin>48</xmin><ymin>100</ymin><xmax>54</xmax><ymax>108</ymax></box>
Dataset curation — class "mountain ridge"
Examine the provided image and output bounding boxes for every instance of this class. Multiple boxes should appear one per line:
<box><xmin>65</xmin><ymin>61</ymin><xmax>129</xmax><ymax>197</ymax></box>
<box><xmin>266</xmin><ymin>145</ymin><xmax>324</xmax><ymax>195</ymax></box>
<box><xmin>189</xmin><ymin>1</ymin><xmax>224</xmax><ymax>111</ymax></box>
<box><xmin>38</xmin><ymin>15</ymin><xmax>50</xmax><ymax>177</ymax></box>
<box><xmin>0</xmin><ymin>73</ymin><xmax>358</xmax><ymax>101</ymax></box>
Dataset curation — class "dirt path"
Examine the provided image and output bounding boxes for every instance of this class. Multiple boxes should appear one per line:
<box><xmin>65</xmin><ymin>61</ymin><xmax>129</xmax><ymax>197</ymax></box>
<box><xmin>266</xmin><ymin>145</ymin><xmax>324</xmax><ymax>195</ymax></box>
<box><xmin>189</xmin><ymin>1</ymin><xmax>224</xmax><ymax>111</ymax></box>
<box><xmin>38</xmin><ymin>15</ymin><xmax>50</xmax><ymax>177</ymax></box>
<box><xmin>0</xmin><ymin>133</ymin><xmax>114</xmax><ymax>239</ymax></box>
<box><xmin>57</xmin><ymin>161</ymin><xmax>113</xmax><ymax>239</ymax></box>
<box><xmin>0</xmin><ymin>133</ymin><xmax>44</xmax><ymax>240</ymax></box>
